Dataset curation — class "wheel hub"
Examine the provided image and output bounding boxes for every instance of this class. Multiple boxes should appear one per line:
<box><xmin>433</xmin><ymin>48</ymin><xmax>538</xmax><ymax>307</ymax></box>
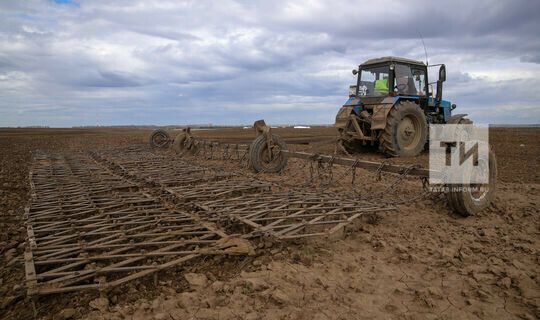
<box><xmin>397</xmin><ymin>116</ymin><xmax>420</xmax><ymax>150</ymax></box>
<box><xmin>153</xmin><ymin>133</ymin><xmax>168</xmax><ymax>147</ymax></box>
<box><xmin>261</xmin><ymin>146</ymin><xmax>280</xmax><ymax>166</ymax></box>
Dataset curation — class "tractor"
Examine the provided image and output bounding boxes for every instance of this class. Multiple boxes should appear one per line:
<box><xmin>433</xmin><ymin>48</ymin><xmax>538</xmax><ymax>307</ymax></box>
<box><xmin>335</xmin><ymin>56</ymin><xmax>470</xmax><ymax>157</ymax></box>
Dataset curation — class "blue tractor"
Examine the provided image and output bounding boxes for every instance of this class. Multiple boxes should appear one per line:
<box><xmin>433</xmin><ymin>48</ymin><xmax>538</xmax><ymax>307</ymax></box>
<box><xmin>335</xmin><ymin>56</ymin><xmax>470</xmax><ymax>157</ymax></box>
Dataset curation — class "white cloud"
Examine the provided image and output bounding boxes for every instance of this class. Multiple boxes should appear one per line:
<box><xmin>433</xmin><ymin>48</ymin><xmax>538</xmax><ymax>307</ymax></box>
<box><xmin>0</xmin><ymin>0</ymin><xmax>539</xmax><ymax>126</ymax></box>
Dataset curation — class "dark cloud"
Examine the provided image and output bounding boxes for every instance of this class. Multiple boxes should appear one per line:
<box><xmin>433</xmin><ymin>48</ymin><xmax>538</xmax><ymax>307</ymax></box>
<box><xmin>72</xmin><ymin>70</ymin><xmax>143</xmax><ymax>88</ymax></box>
<box><xmin>520</xmin><ymin>54</ymin><xmax>540</xmax><ymax>64</ymax></box>
<box><xmin>0</xmin><ymin>0</ymin><xmax>539</xmax><ymax>127</ymax></box>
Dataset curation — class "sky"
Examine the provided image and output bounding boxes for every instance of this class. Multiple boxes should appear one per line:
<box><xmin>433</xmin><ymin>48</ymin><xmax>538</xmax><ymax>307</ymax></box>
<box><xmin>1</xmin><ymin>0</ymin><xmax>539</xmax><ymax>127</ymax></box>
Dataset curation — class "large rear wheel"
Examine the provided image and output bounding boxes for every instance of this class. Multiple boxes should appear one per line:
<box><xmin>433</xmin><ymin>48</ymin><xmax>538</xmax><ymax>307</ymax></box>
<box><xmin>379</xmin><ymin>101</ymin><xmax>427</xmax><ymax>157</ymax></box>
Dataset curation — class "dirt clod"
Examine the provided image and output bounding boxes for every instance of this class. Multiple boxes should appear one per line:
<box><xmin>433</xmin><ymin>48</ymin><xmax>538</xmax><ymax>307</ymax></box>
<box><xmin>58</xmin><ymin>308</ymin><xmax>77</xmax><ymax>319</ymax></box>
<box><xmin>89</xmin><ymin>297</ymin><xmax>109</xmax><ymax>313</ymax></box>
<box><xmin>0</xmin><ymin>127</ymin><xmax>538</xmax><ymax>320</ymax></box>
<box><xmin>184</xmin><ymin>273</ymin><xmax>208</xmax><ymax>288</ymax></box>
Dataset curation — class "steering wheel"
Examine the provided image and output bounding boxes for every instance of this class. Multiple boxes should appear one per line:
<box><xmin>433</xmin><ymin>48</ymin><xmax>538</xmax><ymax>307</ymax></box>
<box><xmin>396</xmin><ymin>84</ymin><xmax>407</xmax><ymax>91</ymax></box>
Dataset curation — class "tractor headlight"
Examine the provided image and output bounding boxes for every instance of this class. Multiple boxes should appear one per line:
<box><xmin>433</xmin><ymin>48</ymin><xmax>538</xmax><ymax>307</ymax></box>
<box><xmin>349</xmin><ymin>85</ymin><xmax>357</xmax><ymax>97</ymax></box>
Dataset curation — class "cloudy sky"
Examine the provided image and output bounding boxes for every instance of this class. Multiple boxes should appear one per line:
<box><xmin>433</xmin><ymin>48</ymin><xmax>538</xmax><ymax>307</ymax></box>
<box><xmin>1</xmin><ymin>0</ymin><xmax>539</xmax><ymax>127</ymax></box>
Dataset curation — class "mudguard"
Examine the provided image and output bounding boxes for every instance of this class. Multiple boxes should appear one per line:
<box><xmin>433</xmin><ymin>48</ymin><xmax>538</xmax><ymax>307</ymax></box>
<box><xmin>371</xmin><ymin>104</ymin><xmax>393</xmax><ymax>130</ymax></box>
<box><xmin>447</xmin><ymin>114</ymin><xmax>468</xmax><ymax>124</ymax></box>
<box><xmin>335</xmin><ymin>106</ymin><xmax>354</xmax><ymax>130</ymax></box>
<box><xmin>370</xmin><ymin>97</ymin><xmax>400</xmax><ymax>130</ymax></box>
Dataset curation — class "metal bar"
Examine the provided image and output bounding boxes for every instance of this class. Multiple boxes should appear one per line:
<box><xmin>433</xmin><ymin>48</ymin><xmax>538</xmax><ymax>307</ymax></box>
<box><xmin>24</xmin><ymin>151</ymin><xmax>242</xmax><ymax>297</ymax></box>
<box><xmin>281</xmin><ymin>150</ymin><xmax>430</xmax><ymax>178</ymax></box>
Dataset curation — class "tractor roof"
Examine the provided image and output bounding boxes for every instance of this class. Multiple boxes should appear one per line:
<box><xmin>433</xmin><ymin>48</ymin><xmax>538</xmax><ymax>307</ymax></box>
<box><xmin>361</xmin><ymin>56</ymin><xmax>426</xmax><ymax>67</ymax></box>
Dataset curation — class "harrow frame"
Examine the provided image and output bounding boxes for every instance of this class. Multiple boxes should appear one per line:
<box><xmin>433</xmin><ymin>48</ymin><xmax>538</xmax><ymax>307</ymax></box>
<box><xmin>22</xmin><ymin>120</ymin><xmax>496</xmax><ymax>297</ymax></box>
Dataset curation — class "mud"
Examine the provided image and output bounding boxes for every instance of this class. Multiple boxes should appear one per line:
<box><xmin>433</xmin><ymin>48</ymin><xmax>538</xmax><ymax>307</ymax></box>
<box><xmin>0</xmin><ymin>126</ymin><xmax>538</xmax><ymax>320</ymax></box>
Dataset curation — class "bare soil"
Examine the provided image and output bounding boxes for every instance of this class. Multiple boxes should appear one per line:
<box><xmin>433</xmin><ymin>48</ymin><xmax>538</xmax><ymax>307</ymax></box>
<box><xmin>0</xmin><ymin>127</ymin><xmax>538</xmax><ymax>320</ymax></box>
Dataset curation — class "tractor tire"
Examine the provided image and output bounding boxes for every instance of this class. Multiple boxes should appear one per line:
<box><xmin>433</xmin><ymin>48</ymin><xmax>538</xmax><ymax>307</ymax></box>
<box><xmin>446</xmin><ymin>149</ymin><xmax>497</xmax><ymax>216</ymax></box>
<box><xmin>250</xmin><ymin>134</ymin><xmax>288</xmax><ymax>173</ymax></box>
<box><xmin>337</xmin><ymin>118</ymin><xmax>369</xmax><ymax>155</ymax></box>
<box><xmin>340</xmin><ymin>139</ymin><xmax>361</xmax><ymax>154</ymax></box>
<box><xmin>149</xmin><ymin>129</ymin><xmax>171</xmax><ymax>149</ymax></box>
<box><xmin>379</xmin><ymin>101</ymin><xmax>427</xmax><ymax>157</ymax></box>
<box><xmin>440</xmin><ymin>117</ymin><xmax>474</xmax><ymax>151</ymax></box>
<box><xmin>447</xmin><ymin>116</ymin><xmax>472</xmax><ymax>125</ymax></box>
<box><xmin>172</xmin><ymin>133</ymin><xmax>187</xmax><ymax>155</ymax></box>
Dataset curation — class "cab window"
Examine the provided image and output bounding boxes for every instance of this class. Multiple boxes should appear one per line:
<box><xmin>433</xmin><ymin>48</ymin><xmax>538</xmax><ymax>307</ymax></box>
<box><xmin>411</xmin><ymin>68</ymin><xmax>426</xmax><ymax>96</ymax></box>
<box><xmin>393</xmin><ymin>64</ymin><xmax>417</xmax><ymax>95</ymax></box>
<box><xmin>358</xmin><ymin>66</ymin><xmax>389</xmax><ymax>96</ymax></box>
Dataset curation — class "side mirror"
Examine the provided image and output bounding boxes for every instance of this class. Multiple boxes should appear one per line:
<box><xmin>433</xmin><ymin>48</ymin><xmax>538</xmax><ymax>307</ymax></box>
<box><xmin>439</xmin><ymin>64</ymin><xmax>446</xmax><ymax>82</ymax></box>
<box><xmin>352</xmin><ymin>69</ymin><xmax>358</xmax><ymax>75</ymax></box>
<box><xmin>349</xmin><ymin>85</ymin><xmax>357</xmax><ymax>97</ymax></box>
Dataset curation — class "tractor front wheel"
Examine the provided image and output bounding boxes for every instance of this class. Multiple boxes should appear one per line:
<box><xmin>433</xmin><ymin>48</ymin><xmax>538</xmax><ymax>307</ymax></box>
<box><xmin>379</xmin><ymin>101</ymin><xmax>427</xmax><ymax>157</ymax></box>
<box><xmin>341</xmin><ymin>140</ymin><xmax>360</xmax><ymax>154</ymax></box>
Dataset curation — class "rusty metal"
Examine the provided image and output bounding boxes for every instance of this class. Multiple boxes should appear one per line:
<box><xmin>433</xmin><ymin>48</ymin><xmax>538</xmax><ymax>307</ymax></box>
<box><xmin>93</xmin><ymin>148</ymin><xmax>268</xmax><ymax>204</ymax></box>
<box><xmin>194</xmin><ymin>190</ymin><xmax>394</xmax><ymax>240</ymax></box>
<box><xmin>24</xmin><ymin>152</ymin><xmax>249</xmax><ymax>296</ymax></box>
<box><xmin>280</xmin><ymin>150</ymin><xmax>431</xmax><ymax>178</ymax></box>
<box><xmin>165</xmin><ymin>179</ymin><xmax>272</xmax><ymax>204</ymax></box>
<box><xmin>94</xmin><ymin>147</ymin><xmax>394</xmax><ymax>241</ymax></box>
<box><xmin>248</xmin><ymin>120</ymin><xmax>430</xmax><ymax>178</ymax></box>
<box><xmin>196</xmin><ymin>140</ymin><xmax>250</xmax><ymax>163</ymax></box>
<box><xmin>26</xmin><ymin>124</ymin><xmax>429</xmax><ymax>296</ymax></box>
<box><xmin>93</xmin><ymin>148</ymin><xmax>235</xmax><ymax>186</ymax></box>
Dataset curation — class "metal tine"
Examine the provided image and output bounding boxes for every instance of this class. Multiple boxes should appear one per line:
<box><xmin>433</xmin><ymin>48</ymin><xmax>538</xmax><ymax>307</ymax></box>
<box><xmin>24</xmin><ymin>151</ymin><xmax>232</xmax><ymax>296</ymax></box>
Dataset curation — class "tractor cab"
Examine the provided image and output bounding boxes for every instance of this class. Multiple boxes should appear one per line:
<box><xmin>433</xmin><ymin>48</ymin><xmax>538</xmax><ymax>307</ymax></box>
<box><xmin>346</xmin><ymin>56</ymin><xmax>453</xmax><ymax>124</ymax></box>
<box><xmin>351</xmin><ymin>57</ymin><xmax>428</xmax><ymax>99</ymax></box>
<box><xmin>336</xmin><ymin>56</ymin><xmax>466</xmax><ymax>157</ymax></box>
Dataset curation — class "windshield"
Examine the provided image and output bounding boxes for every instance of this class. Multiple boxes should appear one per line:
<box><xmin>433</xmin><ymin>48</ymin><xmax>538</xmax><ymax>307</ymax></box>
<box><xmin>358</xmin><ymin>66</ymin><xmax>389</xmax><ymax>96</ymax></box>
<box><xmin>394</xmin><ymin>64</ymin><xmax>426</xmax><ymax>96</ymax></box>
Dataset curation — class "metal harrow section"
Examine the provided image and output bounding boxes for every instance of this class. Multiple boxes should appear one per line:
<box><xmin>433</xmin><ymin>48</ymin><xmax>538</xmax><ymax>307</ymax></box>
<box><xmin>165</xmin><ymin>179</ymin><xmax>272</xmax><ymax>204</ymax></box>
<box><xmin>24</xmin><ymin>152</ymin><xmax>246</xmax><ymax>296</ymax></box>
<box><xmin>193</xmin><ymin>190</ymin><xmax>394</xmax><ymax>240</ymax></box>
<box><xmin>93</xmin><ymin>147</ymin><xmax>235</xmax><ymax>187</ymax></box>
<box><xmin>25</xmin><ymin>146</ymin><xmax>397</xmax><ymax>296</ymax></box>
<box><xmin>94</xmin><ymin>147</ymin><xmax>273</xmax><ymax>204</ymax></box>
<box><xmin>197</xmin><ymin>140</ymin><xmax>250</xmax><ymax>162</ymax></box>
<box><xmin>95</xmin><ymin>147</ymin><xmax>395</xmax><ymax>241</ymax></box>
